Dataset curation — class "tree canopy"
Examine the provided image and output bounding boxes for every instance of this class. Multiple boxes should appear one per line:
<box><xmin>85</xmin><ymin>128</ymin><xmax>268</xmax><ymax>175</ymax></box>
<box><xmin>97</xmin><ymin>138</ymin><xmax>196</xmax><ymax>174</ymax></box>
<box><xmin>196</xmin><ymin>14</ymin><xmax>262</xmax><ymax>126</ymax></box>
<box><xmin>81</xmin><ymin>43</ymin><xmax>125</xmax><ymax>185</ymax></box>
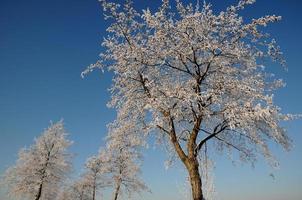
<box><xmin>83</xmin><ymin>0</ymin><xmax>299</xmax><ymax>199</ymax></box>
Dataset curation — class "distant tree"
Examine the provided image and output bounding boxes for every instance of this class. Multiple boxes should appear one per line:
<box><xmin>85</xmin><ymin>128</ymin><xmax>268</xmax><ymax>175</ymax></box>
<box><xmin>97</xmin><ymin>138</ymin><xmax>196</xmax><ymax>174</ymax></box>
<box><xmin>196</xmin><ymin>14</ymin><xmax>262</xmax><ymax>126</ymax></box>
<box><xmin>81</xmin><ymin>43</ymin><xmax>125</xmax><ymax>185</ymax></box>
<box><xmin>56</xmin><ymin>185</ymin><xmax>74</xmax><ymax>200</ymax></box>
<box><xmin>105</xmin><ymin>122</ymin><xmax>148</xmax><ymax>200</ymax></box>
<box><xmin>60</xmin><ymin>177</ymin><xmax>92</xmax><ymax>200</ymax></box>
<box><xmin>56</xmin><ymin>158</ymin><xmax>105</xmax><ymax>200</ymax></box>
<box><xmin>58</xmin><ymin>126</ymin><xmax>146</xmax><ymax>200</ymax></box>
<box><xmin>2</xmin><ymin>121</ymin><xmax>72</xmax><ymax>200</ymax></box>
<box><xmin>83</xmin><ymin>155</ymin><xmax>109</xmax><ymax>200</ymax></box>
<box><xmin>84</xmin><ymin>0</ymin><xmax>299</xmax><ymax>200</ymax></box>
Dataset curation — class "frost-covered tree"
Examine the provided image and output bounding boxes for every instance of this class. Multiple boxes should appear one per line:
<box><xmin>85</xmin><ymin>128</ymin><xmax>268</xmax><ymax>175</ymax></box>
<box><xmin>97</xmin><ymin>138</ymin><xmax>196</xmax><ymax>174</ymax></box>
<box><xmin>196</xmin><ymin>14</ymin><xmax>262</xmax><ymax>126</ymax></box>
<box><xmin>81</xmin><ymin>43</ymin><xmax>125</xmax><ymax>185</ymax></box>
<box><xmin>61</xmin><ymin>178</ymin><xmax>92</xmax><ymax>200</ymax></box>
<box><xmin>84</xmin><ymin>0</ymin><xmax>299</xmax><ymax>199</ymax></box>
<box><xmin>56</xmin><ymin>187</ymin><xmax>72</xmax><ymax>200</ymax></box>
<box><xmin>56</xmin><ymin>156</ymin><xmax>108</xmax><ymax>200</ymax></box>
<box><xmin>2</xmin><ymin>121</ymin><xmax>72</xmax><ymax>200</ymax></box>
<box><xmin>57</xmin><ymin>125</ymin><xmax>146</xmax><ymax>200</ymax></box>
<box><xmin>105</xmin><ymin>122</ymin><xmax>148</xmax><ymax>200</ymax></box>
<box><xmin>83</xmin><ymin>155</ymin><xmax>109</xmax><ymax>200</ymax></box>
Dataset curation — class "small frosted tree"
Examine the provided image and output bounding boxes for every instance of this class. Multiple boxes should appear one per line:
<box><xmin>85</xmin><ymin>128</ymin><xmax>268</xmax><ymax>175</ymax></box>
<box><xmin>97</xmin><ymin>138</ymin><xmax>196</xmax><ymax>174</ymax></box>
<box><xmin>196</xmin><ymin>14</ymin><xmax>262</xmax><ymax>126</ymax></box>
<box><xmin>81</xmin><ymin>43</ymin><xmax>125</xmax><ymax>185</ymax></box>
<box><xmin>83</xmin><ymin>155</ymin><xmax>109</xmax><ymax>200</ymax></box>
<box><xmin>58</xmin><ymin>155</ymin><xmax>109</xmax><ymax>200</ymax></box>
<box><xmin>56</xmin><ymin>186</ymin><xmax>73</xmax><ymax>200</ymax></box>
<box><xmin>2</xmin><ymin>120</ymin><xmax>72</xmax><ymax>200</ymax></box>
<box><xmin>61</xmin><ymin>178</ymin><xmax>92</xmax><ymax>200</ymax></box>
<box><xmin>105</xmin><ymin>122</ymin><xmax>148</xmax><ymax>200</ymax></box>
<box><xmin>84</xmin><ymin>0</ymin><xmax>299</xmax><ymax>199</ymax></box>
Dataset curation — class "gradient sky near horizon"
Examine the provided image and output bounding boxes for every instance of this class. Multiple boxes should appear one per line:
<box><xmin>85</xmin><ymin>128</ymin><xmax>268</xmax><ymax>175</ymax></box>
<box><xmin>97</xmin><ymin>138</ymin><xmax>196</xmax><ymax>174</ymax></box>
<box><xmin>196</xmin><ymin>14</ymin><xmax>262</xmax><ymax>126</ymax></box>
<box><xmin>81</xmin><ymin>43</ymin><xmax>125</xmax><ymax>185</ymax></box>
<box><xmin>0</xmin><ymin>0</ymin><xmax>302</xmax><ymax>200</ymax></box>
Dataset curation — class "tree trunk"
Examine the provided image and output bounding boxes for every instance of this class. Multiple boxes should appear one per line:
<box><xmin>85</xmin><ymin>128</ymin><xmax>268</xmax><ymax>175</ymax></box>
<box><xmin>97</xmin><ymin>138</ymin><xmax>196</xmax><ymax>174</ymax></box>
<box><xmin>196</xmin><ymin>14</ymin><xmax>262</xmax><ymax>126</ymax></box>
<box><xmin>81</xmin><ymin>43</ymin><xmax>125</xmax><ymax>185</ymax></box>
<box><xmin>187</xmin><ymin>159</ymin><xmax>204</xmax><ymax>200</ymax></box>
<box><xmin>34</xmin><ymin>182</ymin><xmax>43</xmax><ymax>200</ymax></box>
<box><xmin>92</xmin><ymin>181</ymin><xmax>96</xmax><ymax>200</ymax></box>
<box><xmin>166</xmin><ymin>116</ymin><xmax>204</xmax><ymax>200</ymax></box>
<box><xmin>34</xmin><ymin>147</ymin><xmax>51</xmax><ymax>200</ymax></box>
<box><xmin>80</xmin><ymin>187</ymin><xmax>84</xmax><ymax>200</ymax></box>
<box><xmin>113</xmin><ymin>181</ymin><xmax>121</xmax><ymax>200</ymax></box>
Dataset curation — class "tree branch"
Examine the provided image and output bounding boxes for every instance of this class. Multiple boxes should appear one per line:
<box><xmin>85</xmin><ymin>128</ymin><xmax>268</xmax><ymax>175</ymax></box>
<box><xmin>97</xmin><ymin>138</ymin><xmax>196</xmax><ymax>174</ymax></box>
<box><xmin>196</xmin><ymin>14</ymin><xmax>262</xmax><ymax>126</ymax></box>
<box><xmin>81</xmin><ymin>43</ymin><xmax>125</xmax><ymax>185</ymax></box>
<box><xmin>157</xmin><ymin>116</ymin><xmax>188</xmax><ymax>164</ymax></box>
<box><xmin>195</xmin><ymin>121</ymin><xmax>228</xmax><ymax>155</ymax></box>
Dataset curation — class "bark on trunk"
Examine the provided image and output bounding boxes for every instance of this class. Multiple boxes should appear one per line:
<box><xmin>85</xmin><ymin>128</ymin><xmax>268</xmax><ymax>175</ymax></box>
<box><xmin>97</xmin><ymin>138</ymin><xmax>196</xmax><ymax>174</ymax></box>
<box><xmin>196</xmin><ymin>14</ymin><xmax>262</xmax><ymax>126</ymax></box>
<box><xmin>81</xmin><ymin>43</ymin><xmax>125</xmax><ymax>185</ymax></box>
<box><xmin>80</xmin><ymin>189</ymin><xmax>84</xmax><ymax>200</ymax></box>
<box><xmin>113</xmin><ymin>182</ymin><xmax>121</xmax><ymax>200</ymax></box>
<box><xmin>165</xmin><ymin>115</ymin><xmax>204</xmax><ymax>200</ymax></box>
<box><xmin>34</xmin><ymin>183</ymin><xmax>43</xmax><ymax>200</ymax></box>
<box><xmin>92</xmin><ymin>175</ymin><xmax>97</xmax><ymax>200</ymax></box>
<box><xmin>34</xmin><ymin>144</ymin><xmax>53</xmax><ymax>200</ymax></box>
<box><xmin>92</xmin><ymin>184</ymin><xmax>96</xmax><ymax>200</ymax></box>
<box><xmin>187</xmin><ymin>160</ymin><xmax>204</xmax><ymax>200</ymax></box>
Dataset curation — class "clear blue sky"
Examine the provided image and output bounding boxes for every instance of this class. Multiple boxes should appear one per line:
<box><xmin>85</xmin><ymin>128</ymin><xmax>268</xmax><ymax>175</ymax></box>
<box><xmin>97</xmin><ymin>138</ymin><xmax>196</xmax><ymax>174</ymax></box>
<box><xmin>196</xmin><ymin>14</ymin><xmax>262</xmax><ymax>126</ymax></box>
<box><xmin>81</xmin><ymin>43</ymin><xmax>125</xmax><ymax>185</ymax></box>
<box><xmin>0</xmin><ymin>0</ymin><xmax>301</xmax><ymax>200</ymax></box>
